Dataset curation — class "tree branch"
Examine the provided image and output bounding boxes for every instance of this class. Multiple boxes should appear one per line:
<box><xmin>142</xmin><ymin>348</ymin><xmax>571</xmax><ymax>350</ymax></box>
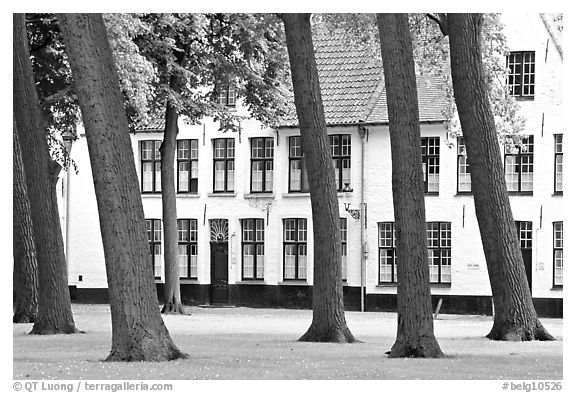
<box><xmin>426</xmin><ymin>13</ymin><xmax>449</xmax><ymax>36</ymax></box>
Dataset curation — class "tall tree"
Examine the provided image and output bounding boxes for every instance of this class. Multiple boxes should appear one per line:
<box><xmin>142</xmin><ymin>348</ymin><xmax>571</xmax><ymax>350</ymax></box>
<box><xmin>282</xmin><ymin>13</ymin><xmax>356</xmax><ymax>343</ymax></box>
<box><xmin>13</xmin><ymin>123</ymin><xmax>39</xmax><ymax>324</ymax></box>
<box><xmin>57</xmin><ymin>13</ymin><xmax>188</xmax><ymax>360</ymax></box>
<box><xmin>13</xmin><ymin>13</ymin><xmax>78</xmax><ymax>335</ymax></box>
<box><xmin>445</xmin><ymin>13</ymin><xmax>553</xmax><ymax>341</ymax></box>
<box><xmin>376</xmin><ymin>13</ymin><xmax>444</xmax><ymax>357</ymax></box>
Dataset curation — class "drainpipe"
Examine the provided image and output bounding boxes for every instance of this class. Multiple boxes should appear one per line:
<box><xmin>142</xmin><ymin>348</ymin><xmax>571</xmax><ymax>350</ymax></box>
<box><xmin>358</xmin><ymin>122</ymin><xmax>367</xmax><ymax>312</ymax></box>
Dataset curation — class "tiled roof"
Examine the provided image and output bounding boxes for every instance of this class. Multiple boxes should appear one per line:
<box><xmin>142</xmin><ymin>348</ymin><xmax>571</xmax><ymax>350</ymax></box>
<box><xmin>136</xmin><ymin>117</ymin><xmax>165</xmax><ymax>132</ymax></box>
<box><xmin>281</xmin><ymin>33</ymin><xmax>447</xmax><ymax>127</ymax></box>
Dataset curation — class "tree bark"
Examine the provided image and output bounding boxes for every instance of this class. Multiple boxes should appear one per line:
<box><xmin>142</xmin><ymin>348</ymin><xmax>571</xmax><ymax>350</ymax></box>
<box><xmin>13</xmin><ymin>13</ymin><xmax>78</xmax><ymax>335</ymax></box>
<box><xmin>447</xmin><ymin>13</ymin><xmax>553</xmax><ymax>341</ymax></box>
<box><xmin>282</xmin><ymin>13</ymin><xmax>356</xmax><ymax>343</ymax></box>
<box><xmin>377</xmin><ymin>14</ymin><xmax>444</xmax><ymax>357</ymax></box>
<box><xmin>160</xmin><ymin>99</ymin><xmax>186</xmax><ymax>315</ymax></box>
<box><xmin>13</xmin><ymin>124</ymin><xmax>39</xmax><ymax>324</ymax></box>
<box><xmin>58</xmin><ymin>13</ymin><xmax>188</xmax><ymax>360</ymax></box>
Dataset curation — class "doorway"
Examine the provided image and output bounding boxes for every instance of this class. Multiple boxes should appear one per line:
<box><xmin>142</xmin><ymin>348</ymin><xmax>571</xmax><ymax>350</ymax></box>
<box><xmin>515</xmin><ymin>221</ymin><xmax>533</xmax><ymax>293</ymax></box>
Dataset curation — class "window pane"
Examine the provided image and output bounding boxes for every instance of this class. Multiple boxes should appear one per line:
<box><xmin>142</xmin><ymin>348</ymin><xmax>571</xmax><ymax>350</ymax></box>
<box><xmin>284</xmin><ymin>245</ymin><xmax>296</xmax><ymax>279</ymax></box>
<box><xmin>214</xmin><ymin>161</ymin><xmax>225</xmax><ymax>191</ymax></box>
<box><xmin>243</xmin><ymin>244</ymin><xmax>254</xmax><ymax>278</ymax></box>
<box><xmin>177</xmin><ymin>140</ymin><xmax>190</xmax><ymax>159</ymax></box>
<box><xmin>178</xmin><ymin>245</ymin><xmax>188</xmax><ymax>277</ymax></box>
<box><xmin>142</xmin><ymin>162</ymin><xmax>153</xmax><ymax>191</ymax></box>
<box><xmin>298</xmin><ymin>245</ymin><xmax>307</xmax><ymax>279</ymax></box>
<box><xmin>178</xmin><ymin>162</ymin><xmax>190</xmax><ymax>192</ymax></box>
<box><xmin>227</xmin><ymin>160</ymin><xmax>235</xmax><ymax>190</ymax></box>
<box><xmin>252</xmin><ymin>161</ymin><xmax>263</xmax><ymax>192</ymax></box>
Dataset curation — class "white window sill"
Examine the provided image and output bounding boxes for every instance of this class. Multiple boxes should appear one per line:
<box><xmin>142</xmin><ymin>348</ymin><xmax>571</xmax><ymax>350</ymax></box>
<box><xmin>208</xmin><ymin>192</ymin><xmax>237</xmax><ymax>197</ymax></box>
<box><xmin>244</xmin><ymin>193</ymin><xmax>275</xmax><ymax>199</ymax></box>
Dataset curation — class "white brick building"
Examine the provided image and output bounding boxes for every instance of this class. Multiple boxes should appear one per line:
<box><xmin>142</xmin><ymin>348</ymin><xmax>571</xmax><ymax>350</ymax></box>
<box><xmin>62</xmin><ymin>13</ymin><xmax>563</xmax><ymax>316</ymax></box>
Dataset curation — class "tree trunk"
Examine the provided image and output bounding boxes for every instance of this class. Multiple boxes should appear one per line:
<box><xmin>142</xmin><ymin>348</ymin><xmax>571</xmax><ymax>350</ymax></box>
<box><xmin>160</xmin><ymin>101</ymin><xmax>186</xmax><ymax>315</ymax></box>
<box><xmin>58</xmin><ymin>13</ymin><xmax>188</xmax><ymax>360</ymax></box>
<box><xmin>447</xmin><ymin>13</ymin><xmax>553</xmax><ymax>341</ymax></box>
<box><xmin>282</xmin><ymin>13</ymin><xmax>356</xmax><ymax>343</ymax></box>
<box><xmin>377</xmin><ymin>14</ymin><xmax>444</xmax><ymax>357</ymax></box>
<box><xmin>13</xmin><ymin>13</ymin><xmax>78</xmax><ymax>335</ymax></box>
<box><xmin>13</xmin><ymin>124</ymin><xmax>39</xmax><ymax>324</ymax></box>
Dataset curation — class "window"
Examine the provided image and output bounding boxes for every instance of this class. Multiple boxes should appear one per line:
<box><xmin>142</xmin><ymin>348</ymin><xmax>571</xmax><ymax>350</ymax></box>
<box><xmin>515</xmin><ymin>221</ymin><xmax>533</xmax><ymax>249</ymax></box>
<box><xmin>177</xmin><ymin>140</ymin><xmax>199</xmax><ymax>194</ymax></box>
<box><xmin>505</xmin><ymin>135</ymin><xmax>534</xmax><ymax>193</ymax></box>
<box><xmin>250</xmin><ymin>138</ymin><xmax>274</xmax><ymax>193</ymax></box>
<box><xmin>145</xmin><ymin>219</ymin><xmax>162</xmax><ymax>278</ymax></box>
<box><xmin>457</xmin><ymin>137</ymin><xmax>472</xmax><ymax>193</ymax></box>
<box><xmin>283</xmin><ymin>218</ymin><xmax>307</xmax><ymax>280</ymax></box>
<box><xmin>213</xmin><ymin>138</ymin><xmax>235</xmax><ymax>192</ymax></box>
<box><xmin>554</xmin><ymin>134</ymin><xmax>563</xmax><ymax>194</ymax></box>
<box><xmin>141</xmin><ymin>140</ymin><xmax>162</xmax><ymax>193</ymax></box>
<box><xmin>217</xmin><ymin>84</ymin><xmax>237</xmax><ymax>107</ymax></box>
<box><xmin>241</xmin><ymin>219</ymin><xmax>265</xmax><ymax>280</ymax></box>
<box><xmin>340</xmin><ymin>218</ymin><xmax>348</xmax><ymax>281</ymax></box>
<box><xmin>177</xmin><ymin>219</ymin><xmax>198</xmax><ymax>279</ymax></box>
<box><xmin>553</xmin><ymin>222</ymin><xmax>563</xmax><ymax>287</ymax></box>
<box><xmin>427</xmin><ymin>222</ymin><xmax>451</xmax><ymax>284</ymax></box>
<box><xmin>330</xmin><ymin>135</ymin><xmax>351</xmax><ymax>191</ymax></box>
<box><xmin>378</xmin><ymin>222</ymin><xmax>397</xmax><ymax>283</ymax></box>
<box><xmin>506</xmin><ymin>51</ymin><xmax>535</xmax><ymax>98</ymax></box>
<box><xmin>422</xmin><ymin>137</ymin><xmax>440</xmax><ymax>193</ymax></box>
<box><xmin>288</xmin><ymin>136</ymin><xmax>309</xmax><ymax>192</ymax></box>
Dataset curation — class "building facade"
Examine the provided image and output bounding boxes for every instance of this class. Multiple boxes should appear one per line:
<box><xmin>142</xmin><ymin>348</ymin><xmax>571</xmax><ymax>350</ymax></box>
<box><xmin>62</xmin><ymin>13</ymin><xmax>563</xmax><ymax>317</ymax></box>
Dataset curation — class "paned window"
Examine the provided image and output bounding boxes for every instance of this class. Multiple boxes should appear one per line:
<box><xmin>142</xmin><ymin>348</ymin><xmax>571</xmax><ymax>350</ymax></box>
<box><xmin>218</xmin><ymin>84</ymin><xmax>237</xmax><ymax>107</ymax></box>
<box><xmin>553</xmin><ymin>222</ymin><xmax>563</xmax><ymax>287</ymax></box>
<box><xmin>554</xmin><ymin>134</ymin><xmax>563</xmax><ymax>194</ymax></box>
<box><xmin>330</xmin><ymin>135</ymin><xmax>351</xmax><ymax>191</ymax></box>
<box><xmin>177</xmin><ymin>139</ymin><xmax>199</xmax><ymax>193</ymax></box>
<box><xmin>241</xmin><ymin>219</ymin><xmax>265</xmax><ymax>280</ymax></box>
<box><xmin>457</xmin><ymin>137</ymin><xmax>471</xmax><ymax>193</ymax></box>
<box><xmin>213</xmin><ymin>138</ymin><xmax>235</xmax><ymax>192</ymax></box>
<box><xmin>340</xmin><ymin>218</ymin><xmax>348</xmax><ymax>281</ymax></box>
<box><xmin>177</xmin><ymin>219</ymin><xmax>198</xmax><ymax>279</ymax></box>
<box><xmin>506</xmin><ymin>51</ymin><xmax>535</xmax><ymax>98</ymax></box>
<box><xmin>515</xmin><ymin>221</ymin><xmax>533</xmax><ymax>249</ymax></box>
<box><xmin>145</xmin><ymin>219</ymin><xmax>162</xmax><ymax>278</ymax></box>
<box><xmin>378</xmin><ymin>222</ymin><xmax>397</xmax><ymax>283</ymax></box>
<box><xmin>283</xmin><ymin>218</ymin><xmax>307</xmax><ymax>280</ymax></box>
<box><xmin>505</xmin><ymin>135</ymin><xmax>534</xmax><ymax>193</ymax></box>
<box><xmin>288</xmin><ymin>136</ymin><xmax>309</xmax><ymax>192</ymax></box>
<box><xmin>141</xmin><ymin>140</ymin><xmax>162</xmax><ymax>193</ymax></box>
<box><xmin>427</xmin><ymin>222</ymin><xmax>451</xmax><ymax>284</ymax></box>
<box><xmin>422</xmin><ymin>137</ymin><xmax>440</xmax><ymax>193</ymax></box>
<box><xmin>250</xmin><ymin>138</ymin><xmax>274</xmax><ymax>193</ymax></box>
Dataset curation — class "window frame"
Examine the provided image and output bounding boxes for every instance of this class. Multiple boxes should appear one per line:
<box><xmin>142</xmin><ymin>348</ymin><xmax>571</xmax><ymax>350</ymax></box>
<box><xmin>177</xmin><ymin>219</ymin><xmax>198</xmax><ymax>279</ymax></box>
<box><xmin>330</xmin><ymin>134</ymin><xmax>352</xmax><ymax>191</ymax></box>
<box><xmin>504</xmin><ymin>135</ymin><xmax>534</xmax><ymax>194</ymax></box>
<box><xmin>554</xmin><ymin>134</ymin><xmax>563</xmax><ymax>195</ymax></box>
<box><xmin>553</xmin><ymin>221</ymin><xmax>563</xmax><ymax>288</ymax></box>
<box><xmin>140</xmin><ymin>140</ymin><xmax>162</xmax><ymax>194</ymax></box>
<box><xmin>456</xmin><ymin>137</ymin><xmax>472</xmax><ymax>194</ymax></box>
<box><xmin>421</xmin><ymin>137</ymin><xmax>440</xmax><ymax>194</ymax></box>
<box><xmin>340</xmin><ymin>218</ymin><xmax>348</xmax><ymax>281</ymax></box>
<box><xmin>250</xmin><ymin>137</ymin><xmax>274</xmax><ymax>193</ymax></box>
<box><xmin>378</xmin><ymin>222</ymin><xmax>397</xmax><ymax>284</ymax></box>
<box><xmin>282</xmin><ymin>218</ymin><xmax>308</xmax><ymax>281</ymax></box>
<box><xmin>506</xmin><ymin>51</ymin><xmax>535</xmax><ymax>99</ymax></box>
<box><xmin>427</xmin><ymin>222</ymin><xmax>452</xmax><ymax>285</ymax></box>
<box><xmin>288</xmin><ymin>136</ymin><xmax>309</xmax><ymax>193</ymax></box>
<box><xmin>241</xmin><ymin>218</ymin><xmax>265</xmax><ymax>280</ymax></box>
<box><xmin>213</xmin><ymin>138</ymin><xmax>235</xmax><ymax>193</ymax></box>
<box><xmin>145</xmin><ymin>218</ymin><xmax>162</xmax><ymax>279</ymax></box>
<box><xmin>217</xmin><ymin>83</ymin><xmax>237</xmax><ymax>107</ymax></box>
<box><xmin>176</xmin><ymin>139</ymin><xmax>199</xmax><ymax>194</ymax></box>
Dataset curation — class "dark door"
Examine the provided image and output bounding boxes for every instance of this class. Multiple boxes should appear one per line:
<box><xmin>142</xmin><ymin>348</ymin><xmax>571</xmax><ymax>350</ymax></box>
<box><xmin>515</xmin><ymin>221</ymin><xmax>533</xmax><ymax>293</ymax></box>
<box><xmin>210</xmin><ymin>242</ymin><xmax>229</xmax><ymax>304</ymax></box>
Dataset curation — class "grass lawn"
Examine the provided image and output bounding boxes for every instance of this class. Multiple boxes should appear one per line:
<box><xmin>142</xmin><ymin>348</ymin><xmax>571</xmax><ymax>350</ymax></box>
<box><xmin>13</xmin><ymin>304</ymin><xmax>562</xmax><ymax>380</ymax></box>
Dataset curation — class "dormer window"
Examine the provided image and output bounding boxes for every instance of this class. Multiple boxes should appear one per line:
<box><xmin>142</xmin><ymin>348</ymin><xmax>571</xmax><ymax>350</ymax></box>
<box><xmin>217</xmin><ymin>83</ymin><xmax>237</xmax><ymax>107</ymax></box>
